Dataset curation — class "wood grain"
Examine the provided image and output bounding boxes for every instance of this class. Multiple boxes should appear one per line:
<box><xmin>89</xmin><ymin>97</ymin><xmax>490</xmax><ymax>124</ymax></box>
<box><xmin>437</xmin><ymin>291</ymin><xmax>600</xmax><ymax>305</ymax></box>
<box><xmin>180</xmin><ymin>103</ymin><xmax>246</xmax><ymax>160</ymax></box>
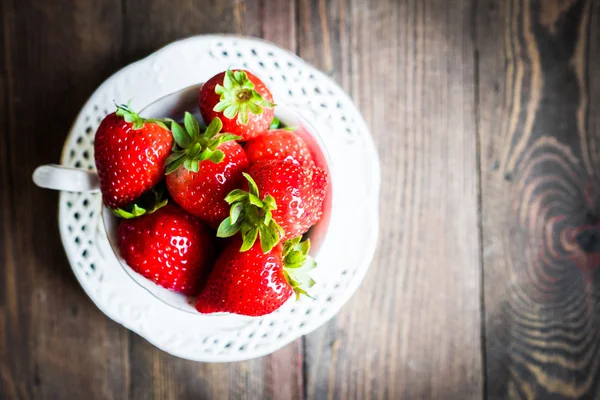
<box><xmin>298</xmin><ymin>0</ymin><xmax>483</xmax><ymax>398</ymax></box>
<box><xmin>476</xmin><ymin>0</ymin><xmax>600</xmax><ymax>398</ymax></box>
<box><xmin>4</xmin><ymin>0</ymin><xmax>600</xmax><ymax>398</ymax></box>
<box><xmin>0</xmin><ymin>1</ymin><xmax>129</xmax><ymax>399</ymax></box>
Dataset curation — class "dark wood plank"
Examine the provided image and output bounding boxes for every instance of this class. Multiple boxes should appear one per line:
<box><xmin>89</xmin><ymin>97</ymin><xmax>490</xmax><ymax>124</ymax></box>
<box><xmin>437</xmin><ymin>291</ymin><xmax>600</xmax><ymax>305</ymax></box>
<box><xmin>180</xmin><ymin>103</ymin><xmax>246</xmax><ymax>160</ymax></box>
<box><xmin>121</xmin><ymin>0</ymin><xmax>261</xmax><ymax>64</ymax></box>
<box><xmin>262</xmin><ymin>0</ymin><xmax>297</xmax><ymax>53</ymax></box>
<box><xmin>0</xmin><ymin>3</ymin><xmax>18</xmax><ymax>399</ymax></box>
<box><xmin>0</xmin><ymin>1</ymin><xmax>129</xmax><ymax>399</ymax></box>
<box><xmin>476</xmin><ymin>0</ymin><xmax>600</xmax><ymax>398</ymax></box>
<box><xmin>298</xmin><ymin>0</ymin><xmax>483</xmax><ymax>398</ymax></box>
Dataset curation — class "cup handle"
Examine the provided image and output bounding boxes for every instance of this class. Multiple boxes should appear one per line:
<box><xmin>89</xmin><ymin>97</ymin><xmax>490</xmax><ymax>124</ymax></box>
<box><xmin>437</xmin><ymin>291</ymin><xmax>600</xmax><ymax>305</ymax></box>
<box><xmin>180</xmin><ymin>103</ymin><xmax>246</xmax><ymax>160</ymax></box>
<box><xmin>32</xmin><ymin>164</ymin><xmax>100</xmax><ymax>193</ymax></box>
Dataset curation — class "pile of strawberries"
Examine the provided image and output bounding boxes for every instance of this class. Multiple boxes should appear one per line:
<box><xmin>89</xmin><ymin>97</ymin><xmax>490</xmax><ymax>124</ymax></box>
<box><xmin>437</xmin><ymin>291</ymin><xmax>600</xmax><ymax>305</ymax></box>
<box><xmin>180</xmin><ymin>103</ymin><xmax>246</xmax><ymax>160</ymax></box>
<box><xmin>94</xmin><ymin>69</ymin><xmax>328</xmax><ymax>317</ymax></box>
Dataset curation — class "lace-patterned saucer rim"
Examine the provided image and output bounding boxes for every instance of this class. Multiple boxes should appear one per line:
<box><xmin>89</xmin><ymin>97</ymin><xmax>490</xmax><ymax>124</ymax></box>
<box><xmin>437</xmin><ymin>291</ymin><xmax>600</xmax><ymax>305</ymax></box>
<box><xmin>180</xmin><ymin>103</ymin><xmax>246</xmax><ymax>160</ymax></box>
<box><xmin>57</xmin><ymin>34</ymin><xmax>381</xmax><ymax>362</ymax></box>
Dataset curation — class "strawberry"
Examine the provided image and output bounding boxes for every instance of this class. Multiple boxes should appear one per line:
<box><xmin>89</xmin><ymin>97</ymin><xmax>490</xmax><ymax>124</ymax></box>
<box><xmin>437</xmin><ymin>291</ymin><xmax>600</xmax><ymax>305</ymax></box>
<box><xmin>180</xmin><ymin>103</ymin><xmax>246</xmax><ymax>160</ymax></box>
<box><xmin>195</xmin><ymin>236</ymin><xmax>316</xmax><ymax>316</ymax></box>
<box><xmin>165</xmin><ymin>114</ymin><xmax>249</xmax><ymax>227</ymax></box>
<box><xmin>244</xmin><ymin>129</ymin><xmax>315</xmax><ymax>167</ymax></box>
<box><xmin>217</xmin><ymin>161</ymin><xmax>328</xmax><ymax>252</ymax></box>
<box><xmin>199</xmin><ymin>69</ymin><xmax>275</xmax><ymax>141</ymax></box>
<box><xmin>94</xmin><ymin>104</ymin><xmax>173</xmax><ymax>209</ymax></box>
<box><xmin>118</xmin><ymin>203</ymin><xmax>214</xmax><ymax>296</ymax></box>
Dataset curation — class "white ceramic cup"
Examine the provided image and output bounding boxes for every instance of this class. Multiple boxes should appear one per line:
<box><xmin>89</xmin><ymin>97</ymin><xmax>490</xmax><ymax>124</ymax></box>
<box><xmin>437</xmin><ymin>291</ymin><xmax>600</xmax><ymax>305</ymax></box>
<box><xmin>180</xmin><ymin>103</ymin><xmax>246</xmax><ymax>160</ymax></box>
<box><xmin>33</xmin><ymin>84</ymin><xmax>333</xmax><ymax>319</ymax></box>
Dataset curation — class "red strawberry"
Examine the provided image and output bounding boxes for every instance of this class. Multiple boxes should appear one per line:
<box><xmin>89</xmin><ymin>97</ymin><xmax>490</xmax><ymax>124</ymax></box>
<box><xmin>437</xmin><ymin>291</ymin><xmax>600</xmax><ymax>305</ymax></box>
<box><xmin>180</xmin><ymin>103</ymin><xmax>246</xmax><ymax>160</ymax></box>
<box><xmin>244</xmin><ymin>129</ymin><xmax>315</xmax><ymax>167</ymax></box>
<box><xmin>217</xmin><ymin>161</ymin><xmax>328</xmax><ymax>252</ymax></box>
<box><xmin>199</xmin><ymin>69</ymin><xmax>275</xmax><ymax>141</ymax></box>
<box><xmin>166</xmin><ymin>114</ymin><xmax>249</xmax><ymax>227</ymax></box>
<box><xmin>118</xmin><ymin>203</ymin><xmax>214</xmax><ymax>296</ymax></box>
<box><xmin>94</xmin><ymin>104</ymin><xmax>173</xmax><ymax>209</ymax></box>
<box><xmin>195</xmin><ymin>236</ymin><xmax>316</xmax><ymax>316</ymax></box>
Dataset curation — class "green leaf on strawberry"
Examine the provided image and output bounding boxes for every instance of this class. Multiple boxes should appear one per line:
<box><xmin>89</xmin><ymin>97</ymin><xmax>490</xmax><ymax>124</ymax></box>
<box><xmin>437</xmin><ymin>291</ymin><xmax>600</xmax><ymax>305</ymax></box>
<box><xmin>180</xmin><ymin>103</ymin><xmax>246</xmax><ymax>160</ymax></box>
<box><xmin>268</xmin><ymin>116</ymin><xmax>296</xmax><ymax>132</ymax></box>
<box><xmin>115</xmin><ymin>102</ymin><xmax>170</xmax><ymax>131</ymax></box>
<box><xmin>170</xmin><ymin>120</ymin><xmax>192</xmax><ymax>148</ymax></box>
<box><xmin>213</xmin><ymin>69</ymin><xmax>276</xmax><ymax>126</ymax></box>
<box><xmin>164</xmin><ymin>114</ymin><xmax>241</xmax><ymax>175</ymax></box>
<box><xmin>184</xmin><ymin>112</ymin><xmax>201</xmax><ymax>139</ymax></box>
<box><xmin>269</xmin><ymin>117</ymin><xmax>281</xmax><ymax>129</ymax></box>
<box><xmin>111</xmin><ymin>185</ymin><xmax>169</xmax><ymax>219</ymax></box>
<box><xmin>112</xmin><ymin>204</ymin><xmax>148</xmax><ymax>219</ymax></box>
<box><xmin>217</xmin><ymin>172</ymin><xmax>285</xmax><ymax>253</ymax></box>
<box><xmin>282</xmin><ymin>237</ymin><xmax>317</xmax><ymax>300</ymax></box>
<box><xmin>241</xmin><ymin>227</ymin><xmax>259</xmax><ymax>252</ymax></box>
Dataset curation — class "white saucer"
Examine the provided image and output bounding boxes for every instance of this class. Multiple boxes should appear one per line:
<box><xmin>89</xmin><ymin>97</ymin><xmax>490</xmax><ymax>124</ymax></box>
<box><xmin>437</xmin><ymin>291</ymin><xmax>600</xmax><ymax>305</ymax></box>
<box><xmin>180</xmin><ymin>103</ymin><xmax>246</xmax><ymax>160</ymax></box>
<box><xmin>58</xmin><ymin>34</ymin><xmax>380</xmax><ymax>362</ymax></box>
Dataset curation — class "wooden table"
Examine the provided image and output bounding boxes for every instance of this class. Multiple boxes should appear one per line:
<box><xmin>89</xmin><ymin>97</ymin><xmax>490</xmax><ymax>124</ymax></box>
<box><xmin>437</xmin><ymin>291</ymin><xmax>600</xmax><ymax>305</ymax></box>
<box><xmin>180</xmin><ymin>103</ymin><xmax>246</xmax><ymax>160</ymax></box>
<box><xmin>2</xmin><ymin>0</ymin><xmax>600</xmax><ymax>398</ymax></box>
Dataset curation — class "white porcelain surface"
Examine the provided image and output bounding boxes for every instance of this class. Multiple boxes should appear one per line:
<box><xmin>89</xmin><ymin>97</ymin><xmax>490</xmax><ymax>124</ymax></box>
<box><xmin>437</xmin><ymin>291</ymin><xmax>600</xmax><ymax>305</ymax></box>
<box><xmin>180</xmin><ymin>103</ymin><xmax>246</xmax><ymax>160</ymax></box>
<box><xmin>59</xmin><ymin>35</ymin><xmax>380</xmax><ymax>362</ymax></box>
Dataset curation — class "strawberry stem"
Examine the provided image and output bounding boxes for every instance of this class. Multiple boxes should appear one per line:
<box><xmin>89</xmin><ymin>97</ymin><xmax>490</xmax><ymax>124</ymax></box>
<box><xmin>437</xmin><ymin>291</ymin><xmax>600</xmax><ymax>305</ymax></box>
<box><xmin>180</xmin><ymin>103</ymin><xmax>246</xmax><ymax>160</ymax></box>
<box><xmin>115</xmin><ymin>102</ymin><xmax>169</xmax><ymax>131</ymax></box>
<box><xmin>282</xmin><ymin>237</ymin><xmax>317</xmax><ymax>300</ymax></box>
<box><xmin>217</xmin><ymin>173</ymin><xmax>284</xmax><ymax>253</ymax></box>
<box><xmin>111</xmin><ymin>185</ymin><xmax>168</xmax><ymax>219</ymax></box>
<box><xmin>269</xmin><ymin>117</ymin><xmax>280</xmax><ymax>129</ymax></box>
<box><xmin>164</xmin><ymin>114</ymin><xmax>241</xmax><ymax>175</ymax></box>
<box><xmin>213</xmin><ymin>69</ymin><xmax>276</xmax><ymax>125</ymax></box>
